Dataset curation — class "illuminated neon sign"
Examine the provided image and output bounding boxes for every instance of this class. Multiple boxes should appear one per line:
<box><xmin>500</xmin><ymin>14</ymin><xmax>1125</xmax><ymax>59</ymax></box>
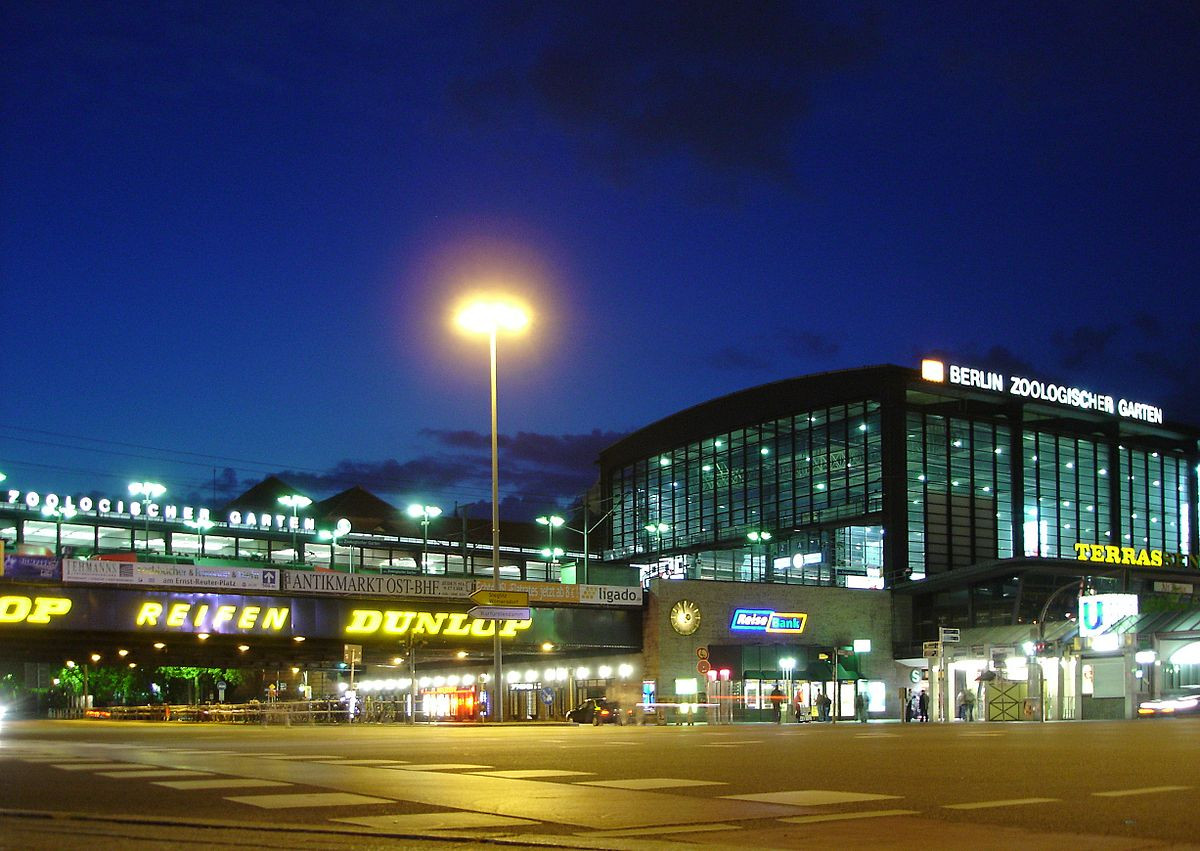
<box><xmin>729</xmin><ymin>608</ymin><xmax>808</xmax><ymax>634</ymax></box>
<box><xmin>134</xmin><ymin>601</ymin><xmax>289</xmax><ymax>632</ymax></box>
<box><xmin>344</xmin><ymin>609</ymin><xmax>533</xmax><ymax>639</ymax></box>
<box><xmin>0</xmin><ymin>596</ymin><xmax>72</xmax><ymax>625</ymax></box>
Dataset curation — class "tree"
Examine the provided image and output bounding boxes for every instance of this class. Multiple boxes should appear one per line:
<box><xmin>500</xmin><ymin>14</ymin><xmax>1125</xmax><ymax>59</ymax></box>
<box><xmin>155</xmin><ymin>667</ymin><xmax>245</xmax><ymax>704</ymax></box>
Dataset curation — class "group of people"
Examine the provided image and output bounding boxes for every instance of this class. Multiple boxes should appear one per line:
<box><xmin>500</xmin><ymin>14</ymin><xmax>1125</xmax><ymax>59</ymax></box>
<box><xmin>904</xmin><ymin>687</ymin><xmax>977</xmax><ymax>722</ymax></box>
<box><xmin>769</xmin><ymin>685</ymin><xmax>865</xmax><ymax>723</ymax></box>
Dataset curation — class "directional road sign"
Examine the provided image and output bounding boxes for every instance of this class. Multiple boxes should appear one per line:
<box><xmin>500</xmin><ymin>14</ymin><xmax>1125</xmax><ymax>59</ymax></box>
<box><xmin>470</xmin><ymin>589</ymin><xmax>530</xmax><ymax>608</ymax></box>
<box><xmin>469</xmin><ymin>605</ymin><xmax>531</xmax><ymax>621</ymax></box>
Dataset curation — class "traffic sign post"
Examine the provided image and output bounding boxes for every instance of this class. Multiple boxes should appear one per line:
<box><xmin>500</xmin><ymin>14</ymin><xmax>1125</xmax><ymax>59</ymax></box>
<box><xmin>469</xmin><ymin>606</ymin><xmax>531</xmax><ymax>621</ymax></box>
<box><xmin>470</xmin><ymin>589</ymin><xmax>530</xmax><ymax>608</ymax></box>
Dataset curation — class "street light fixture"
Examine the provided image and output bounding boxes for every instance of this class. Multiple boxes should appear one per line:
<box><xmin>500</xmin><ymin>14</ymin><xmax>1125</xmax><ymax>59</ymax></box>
<box><xmin>318</xmin><ymin>519</ymin><xmax>353</xmax><ymax>573</ymax></box>
<box><xmin>747</xmin><ymin>530</ymin><xmax>773</xmax><ymax>581</ymax></box>
<box><xmin>407</xmin><ymin>504</ymin><xmax>443</xmax><ymax>573</ymax></box>
<box><xmin>277</xmin><ymin>494</ymin><xmax>312</xmax><ymax>563</ymax></box>
<box><xmin>40</xmin><ymin>504</ymin><xmax>77</xmax><ymax>557</ymax></box>
<box><xmin>456</xmin><ymin>296</ymin><xmax>529</xmax><ymax>724</ymax></box>
<box><xmin>536</xmin><ymin>514</ymin><xmax>565</xmax><ymax>570</ymax></box>
<box><xmin>185</xmin><ymin>518</ymin><xmax>214</xmax><ymax>557</ymax></box>
<box><xmin>128</xmin><ymin>481</ymin><xmax>166</xmax><ymax>554</ymax></box>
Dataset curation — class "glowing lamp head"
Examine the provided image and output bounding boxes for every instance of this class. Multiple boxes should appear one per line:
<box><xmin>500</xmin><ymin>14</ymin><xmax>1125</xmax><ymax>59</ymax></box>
<box><xmin>456</xmin><ymin>300</ymin><xmax>529</xmax><ymax>335</ymax></box>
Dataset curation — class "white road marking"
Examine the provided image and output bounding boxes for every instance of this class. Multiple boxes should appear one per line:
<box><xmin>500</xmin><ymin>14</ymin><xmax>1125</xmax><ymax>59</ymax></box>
<box><xmin>97</xmin><ymin>769</ymin><xmax>214</xmax><ymax>779</ymax></box>
<box><xmin>389</xmin><ymin>763</ymin><xmax>492</xmax><ymax>771</ymax></box>
<box><xmin>725</xmin><ymin>790</ymin><xmax>901</xmax><ymax>806</ymax></box>
<box><xmin>855</xmin><ymin>733</ymin><xmax>900</xmax><ymax>738</ymax></box>
<box><xmin>227</xmin><ymin>752</ymin><xmax>287</xmax><ymax>757</ymax></box>
<box><xmin>335</xmin><ymin>812</ymin><xmax>539</xmax><ymax>831</ymax></box>
<box><xmin>314</xmin><ymin>759</ymin><xmax>408</xmax><ymax>766</ymax></box>
<box><xmin>51</xmin><ymin>762</ymin><xmax>147</xmax><ymax>771</ymax></box>
<box><xmin>262</xmin><ymin>754</ymin><xmax>344</xmax><ymax>760</ymax></box>
<box><xmin>159</xmin><ymin>749</ymin><xmax>238</xmax><ymax>754</ymax></box>
<box><xmin>781</xmin><ymin>809</ymin><xmax>921</xmax><ymax>824</ymax></box>
<box><xmin>21</xmin><ymin>757</ymin><xmax>107</xmax><ymax>763</ymax></box>
<box><xmin>579</xmin><ymin>778</ymin><xmax>726</xmax><ymax>790</ymax></box>
<box><xmin>1092</xmin><ymin>786</ymin><xmax>1192</xmax><ymax>797</ymax></box>
<box><xmin>226</xmin><ymin>792</ymin><xmax>394</xmax><ymax>809</ymax></box>
<box><xmin>944</xmin><ymin>798</ymin><xmax>1059</xmax><ymax>810</ymax></box>
<box><xmin>472</xmin><ymin>769</ymin><xmax>595</xmax><ymax>779</ymax></box>
<box><xmin>155</xmin><ymin>778</ymin><xmax>293</xmax><ymax>790</ymax></box>
<box><xmin>575</xmin><ymin>823</ymin><xmax>741</xmax><ymax>838</ymax></box>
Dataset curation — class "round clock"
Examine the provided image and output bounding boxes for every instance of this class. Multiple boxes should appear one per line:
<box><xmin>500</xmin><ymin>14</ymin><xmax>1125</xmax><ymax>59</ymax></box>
<box><xmin>669</xmin><ymin>599</ymin><xmax>701</xmax><ymax>635</ymax></box>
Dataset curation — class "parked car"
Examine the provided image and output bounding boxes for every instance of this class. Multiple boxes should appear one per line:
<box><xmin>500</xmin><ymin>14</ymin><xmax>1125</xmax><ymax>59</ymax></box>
<box><xmin>567</xmin><ymin>698</ymin><xmax>620</xmax><ymax>725</ymax></box>
<box><xmin>1137</xmin><ymin>688</ymin><xmax>1200</xmax><ymax>717</ymax></box>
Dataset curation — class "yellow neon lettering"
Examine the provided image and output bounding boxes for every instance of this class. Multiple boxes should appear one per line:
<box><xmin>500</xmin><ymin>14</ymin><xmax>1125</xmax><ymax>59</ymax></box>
<box><xmin>499</xmin><ymin>619</ymin><xmax>532</xmax><ymax>638</ymax></box>
<box><xmin>442</xmin><ymin>612</ymin><xmax>471</xmax><ymax>636</ymax></box>
<box><xmin>213</xmin><ymin>605</ymin><xmax>237</xmax><ymax>628</ymax></box>
<box><xmin>1150</xmin><ymin>550</ymin><xmax>1163</xmax><ymax>567</ymax></box>
<box><xmin>237</xmin><ymin>606</ymin><xmax>260</xmax><ymax>629</ymax></box>
<box><xmin>1135</xmin><ymin>549</ymin><xmax>1151</xmax><ymax>566</ymax></box>
<box><xmin>346</xmin><ymin>610</ymin><xmax>382</xmax><ymax>634</ymax></box>
<box><xmin>1120</xmin><ymin>547</ymin><xmax>1136</xmax><ymax>565</ymax></box>
<box><xmin>136</xmin><ymin>602</ymin><xmax>162</xmax><ymax>626</ymax></box>
<box><xmin>1074</xmin><ymin>543</ymin><xmax>1089</xmax><ymax>561</ymax></box>
<box><xmin>166</xmin><ymin>603</ymin><xmax>190</xmax><ymax>627</ymax></box>
<box><xmin>27</xmin><ymin>597</ymin><xmax>72</xmax><ymax>624</ymax></box>
<box><xmin>0</xmin><ymin>597</ymin><xmax>32</xmax><ymax>623</ymax></box>
<box><xmin>1105</xmin><ymin>545</ymin><xmax>1120</xmax><ymax>562</ymax></box>
<box><xmin>193</xmin><ymin>604</ymin><xmax>209</xmax><ymax>627</ymax></box>
<box><xmin>414</xmin><ymin>612</ymin><xmax>447</xmax><ymax>635</ymax></box>
<box><xmin>1088</xmin><ymin>545</ymin><xmax>1105</xmax><ymax>563</ymax></box>
<box><xmin>470</xmin><ymin>618</ymin><xmax>495</xmax><ymax>637</ymax></box>
<box><xmin>261</xmin><ymin>608</ymin><xmax>288</xmax><ymax>631</ymax></box>
<box><xmin>382</xmin><ymin>611</ymin><xmax>415</xmax><ymax>634</ymax></box>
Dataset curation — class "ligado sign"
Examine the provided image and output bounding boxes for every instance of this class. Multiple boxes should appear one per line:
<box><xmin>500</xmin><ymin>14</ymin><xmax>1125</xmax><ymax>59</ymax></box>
<box><xmin>4</xmin><ymin>490</ymin><xmax>348</xmax><ymax>535</ymax></box>
<box><xmin>1074</xmin><ymin>543</ymin><xmax>1198</xmax><ymax>570</ymax></box>
<box><xmin>920</xmin><ymin>359</ymin><xmax>1164</xmax><ymax>424</ymax></box>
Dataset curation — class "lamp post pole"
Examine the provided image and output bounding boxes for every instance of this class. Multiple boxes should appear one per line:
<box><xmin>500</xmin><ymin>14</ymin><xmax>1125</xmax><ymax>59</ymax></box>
<box><xmin>747</xmin><ymin>530</ymin><xmax>772</xmax><ymax>582</ymax></box>
<box><xmin>278</xmin><ymin>495</ymin><xmax>312</xmax><ymax>564</ymax></box>
<box><xmin>128</xmin><ymin>482</ymin><xmax>166</xmax><ymax>555</ymax></box>
<box><xmin>407</xmin><ymin>504</ymin><xmax>443</xmax><ymax>574</ymax></box>
<box><xmin>42</xmin><ymin>505</ymin><xmax>77</xmax><ymax>558</ymax></box>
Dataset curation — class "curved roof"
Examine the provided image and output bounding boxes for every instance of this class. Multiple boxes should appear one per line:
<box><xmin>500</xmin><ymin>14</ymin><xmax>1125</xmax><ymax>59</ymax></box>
<box><xmin>598</xmin><ymin>364</ymin><xmax>912</xmax><ymax>469</ymax></box>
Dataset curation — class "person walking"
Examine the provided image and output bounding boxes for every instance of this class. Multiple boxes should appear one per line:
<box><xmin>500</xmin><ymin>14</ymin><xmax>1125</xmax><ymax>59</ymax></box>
<box><xmin>918</xmin><ymin>689</ymin><xmax>929</xmax><ymax>722</ymax></box>
<box><xmin>817</xmin><ymin>690</ymin><xmax>832</xmax><ymax>722</ymax></box>
<box><xmin>769</xmin><ymin>684</ymin><xmax>784</xmax><ymax>724</ymax></box>
<box><xmin>854</xmin><ymin>690</ymin><xmax>868</xmax><ymax>723</ymax></box>
<box><xmin>963</xmin><ymin>687</ymin><xmax>977</xmax><ymax>722</ymax></box>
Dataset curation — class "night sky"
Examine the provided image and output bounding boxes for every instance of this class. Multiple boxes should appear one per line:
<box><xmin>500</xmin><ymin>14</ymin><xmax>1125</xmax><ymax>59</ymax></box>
<box><xmin>3</xmin><ymin>2</ymin><xmax>1198</xmax><ymax>519</ymax></box>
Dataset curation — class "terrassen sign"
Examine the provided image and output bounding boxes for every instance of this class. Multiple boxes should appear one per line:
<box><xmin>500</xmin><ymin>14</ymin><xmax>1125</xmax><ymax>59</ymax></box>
<box><xmin>920</xmin><ymin>359</ymin><xmax>1164</xmax><ymax>424</ymax></box>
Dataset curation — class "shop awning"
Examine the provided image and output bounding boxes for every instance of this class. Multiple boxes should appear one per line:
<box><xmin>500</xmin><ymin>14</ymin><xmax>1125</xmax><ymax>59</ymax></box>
<box><xmin>1104</xmin><ymin>608</ymin><xmax>1200</xmax><ymax>636</ymax></box>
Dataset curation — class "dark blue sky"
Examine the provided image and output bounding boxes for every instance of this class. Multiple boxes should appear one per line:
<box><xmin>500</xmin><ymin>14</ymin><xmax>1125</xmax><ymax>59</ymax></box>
<box><xmin>3</xmin><ymin>2</ymin><xmax>1198</xmax><ymax>518</ymax></box>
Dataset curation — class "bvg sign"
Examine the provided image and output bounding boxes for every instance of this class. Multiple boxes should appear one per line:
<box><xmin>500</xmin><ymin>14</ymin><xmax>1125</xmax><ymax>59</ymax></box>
<box><xmin>729</xmin><ymin>608</ymin><xmax>808</xmax><ymax>634</ymax></box>
<box><xmin>0</xmin><ymin>596</ymin><xmax>73</xmax><ymax>624</ymax></box>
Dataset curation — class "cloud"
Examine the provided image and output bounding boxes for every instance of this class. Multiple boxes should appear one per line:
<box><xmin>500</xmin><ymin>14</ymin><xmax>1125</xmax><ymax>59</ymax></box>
<box><xmin>1053</xmin><ymin>323</ymin><xmax>1119</xmax><ymax>369</ymax></box>
<box><xmin>705</xmin><ymin>346</ymin><xmax>772</xmax><ymax>371</ymax></box>
<box><xmin>785</xmin><ymin>331</ymin><xmax>840</xmax><ymax>359</ymax></box>
<box><xmin>453</xmin><ymin>4</ymin><xmax>881</xmax><ymax>191</ymax></box>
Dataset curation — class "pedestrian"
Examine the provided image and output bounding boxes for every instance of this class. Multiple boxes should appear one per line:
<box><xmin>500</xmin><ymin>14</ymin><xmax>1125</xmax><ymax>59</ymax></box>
<box><xmin>854</xmin><ymin>691</ymin><xmax>867</xmax><ymax>723</ymax></box>
<box><xmin>817</xmin><ymin>691</ymin><xmax>832</xmax><ymax>722</ymax></box>
<box><xmin>769</xmin><ymin>684</ymin><xmax>784</xmax><ymax>724</ymax></box>
<box><xmin>918</xmin><ymin>689</ymin><xmax>929</xmax><ymax>722</ymax></box>
<box><xmin>963</xmin><ymin>687</ymin><xmax>977</xmax><ymax>722</ymax></box>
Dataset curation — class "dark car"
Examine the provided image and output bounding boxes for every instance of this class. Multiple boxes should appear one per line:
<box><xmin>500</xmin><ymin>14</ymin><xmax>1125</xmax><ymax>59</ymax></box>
<box><xmin>567</xmin><ymin>698</ymin><xmax>620</xmax><ymax>725</ymax></box>
<box><xmin>1138</xmin><ymin>688</ymin><xmax>1200</xmax><ymax>717</ymax></box>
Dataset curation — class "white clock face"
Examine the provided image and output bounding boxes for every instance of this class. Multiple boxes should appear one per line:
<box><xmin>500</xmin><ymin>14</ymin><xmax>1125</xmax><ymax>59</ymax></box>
<box><xmin>670</xmin><ymin>600</ymin><xmax>701</xmax><ymax>635</ymax></box>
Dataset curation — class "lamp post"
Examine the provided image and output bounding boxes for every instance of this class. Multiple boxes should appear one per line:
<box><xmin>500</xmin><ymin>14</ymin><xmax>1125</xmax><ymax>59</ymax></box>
<box><xmin>456</xmin><ymin>297</ymin><xmax>529</xmax><ymax>723</ymax></box>
<box><xmin>407</xmin><ymin>504</ymin><xmax>443</xmax><ymax>573</ymax></box>
<box><xmin>184</xmin><ymin>518</ymin><xmax>214</xmax><ymax>557</ymax></box>
<box><xmin>644</xmin><ymin>521</ymin><xmax>670</xmax><ymax>559</ymax></box>
<box><xmin>536</xmin><ymin>514</ymin><xmax>565</xmax><ymax>574</ymax></box>
<box><xmin>41</xmin><ymin>504</ymin><xmax>77</xmax><ymax>558</ymax></box>
<box><xmin>319</xmin><ymin>519</ymin><xmax>352</xmax><ymax>572</ymax></box>
<box><xmin>128</xmin><ymin>481</ymin><xmax>166</xmax><ymax>555</ymax></box>
<box><xmin>277</xmin><ymin>494</ymin><xmax>312</xmax><ymax>564</ymax></box>
<box><xmin>747</xmin><ymin>530</ymin><xmax>773</xmax><ymax>582</ymax></box>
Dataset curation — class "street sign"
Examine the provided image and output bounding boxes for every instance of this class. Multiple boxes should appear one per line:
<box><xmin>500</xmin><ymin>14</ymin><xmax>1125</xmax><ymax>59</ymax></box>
<box><xmin>470</xmin><ymin>589</ymin><xmax>530</xmax><ymax>608</ymax></box>
<box><xmin>922</xmin><ymin>640</ymin><xmax>940</xmax><ymax>658</ymax></box>
<box><xmin>469</xmin><ymin>605</ymin><xmax>531</xmax><ymax>620</ymax></box>
<box><xmin>539</xmin><ymin>687</ymin><xmax>555</xmax><ymax>706</ymax></box>
<box><xmin>696</xmin><ymin>647</ymin><xmax>709</xmax><ymax>660</ymax></box>
<box><xmin>939</xmin><ymin>627</ymin><xmax>960</xmax><ymax>643</ymax></box>
<box><xmin>697</xmin><ymin>660</ymin><xmax>711</xmax><ymax>674</ymax></box>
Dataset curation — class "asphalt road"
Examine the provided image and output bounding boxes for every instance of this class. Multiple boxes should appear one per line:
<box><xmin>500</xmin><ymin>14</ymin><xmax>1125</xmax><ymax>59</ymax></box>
<box><xmin>1</xmin><ymin>717</ymin><xmax>1198</xmax><ymax>849</ymax></box>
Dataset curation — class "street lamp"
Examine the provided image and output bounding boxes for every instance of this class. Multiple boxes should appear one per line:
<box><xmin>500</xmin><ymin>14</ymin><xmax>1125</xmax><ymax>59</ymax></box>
<box><xmin>536</xmin><ymin>514</ymin><xmax>565</xmax><ymax>571</ymax></box>
<box><xmin>407</xmin><ymin>504</ymin><xmax>443</xmax><ymax>573</ymax></box>
<box><xmin>185</xmin><ymin>518</ymin><xmax>214</xmax><ymax>557</ymax></box>
<box><xmin>128</xmin><ymin>481</ymin><xmax>166</xmax><ymax>554</ymax></box>
<box><xmin>277</xmin><ymin>494</ymin><xmax>312</xmax><ymax>564</ymax></box>
<box><xmin>456</xmin><ymin>296</ymin><xmax>529</xmax><ymax>724</ymax></box>
<box><xmin>318</xmin><ymin>519</ymin><xmax>352</xmax><ymax>572</ymax></box>
<box><xmin>40</xmin><ymin>504</ymin><xmax>77</xmax><ymax>557</ymax></box>
<box><xmin>747</xmin><ymin>530</ymin><xmax>773</xmax><ymax>582</ymax></box>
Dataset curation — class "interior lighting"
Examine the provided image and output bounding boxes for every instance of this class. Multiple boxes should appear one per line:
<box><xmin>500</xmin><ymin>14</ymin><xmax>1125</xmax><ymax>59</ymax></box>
<box><xmin>506</xmin><ymin>670</ymin><xmax>520</xmax><ymax>684</ymax></box>
<box><xmin>524</xmin><ymin>670</ymin><xmax>537</xmax><ymax>683</ymax></box>
<box><xmin>575</xmin><ymin>667</ymin><xmax>590</xmax><ymax>680</ymax></box>
<box><xmin>618</xmin><ymin>663</ymin><xmax>633</xmax><ymax>678</ymax></box>
<box><xmin>598</xmin><ymin>665</ymin><xmax>612</xmax><ymax>678</ymax></box>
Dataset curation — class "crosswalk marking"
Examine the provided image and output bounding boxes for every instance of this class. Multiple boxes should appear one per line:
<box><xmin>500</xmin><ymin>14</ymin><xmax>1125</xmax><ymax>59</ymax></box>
<box><xmin>780</xmin><ymin>809</ymin><xmax>921</xmax><ymax>824</ymax></box>
<box><xmin>578</xmin><ymin>778</ymin><xmax>726</xmax><ymax>790</ymax></box>
<box><xmin>314</xmin><ymin>758</ymin><xmax>408</xmax><ymax>765</ymax></box>
<box><xmin>472</xmin><ymin>769</ymin><xmax>594</xmax><ymax>779</ymax></box>
<box><xmin>154</xmin><ymin>778</ymin><xmax>293</xmax><ymax>790</ymax></box>
<box><xmin>855</xmin><ymin>733</ymin><xmax>900</xmax><ymax>738</ymax></box>
<box><xmin>263</xmin><ymin>754</ymin><xmax>344</xmax><ymax>761</ymax></box>
<box><xmin>51</xmin><ymin>762</ymin><xmax>146</xmax><ymax>771</ymax></box>
<box><xmin>97</xmin><ymin>769</ymin><xmax>213</xmax><ymax>779</ymax></box>
<box><xmin>944</xmin><ymin>798</ymin><xmax>1059</xmax><ymax>810</ymax></box>
<box><xmin>575</xmin><ymin>823</ymin><xmax>741</xmax><ymax>838</ymax></box>
<box><xmin>334</xmin><ymin>812</ymin><xmax>539</xmax><ymax>831</ymax></box>
<box><xmin>1092</xmin><ymin>786</ymin><xmax>1192</xmax><ymax>797</ymax></box>
<box><xmin>725</xmin><ymin>790</ymin><xmax>901</xmax><ymax>806</ymax></box>
<box><xmin>226</xmin><ymin>792</ymin><xmax>394</xmax><ymax>809</ymax></box>
<box><xmin>389</xmin><ymin>763</ymin><xmax>491</xmax><ymax>771</ymax></box>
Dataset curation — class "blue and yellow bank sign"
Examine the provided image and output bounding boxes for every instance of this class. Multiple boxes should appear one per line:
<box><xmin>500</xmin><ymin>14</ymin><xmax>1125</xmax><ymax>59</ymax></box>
<box><xmin>729</xmin><ymin>608</ymin><xmax>808</xmax><ymax>634</ymax></box>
